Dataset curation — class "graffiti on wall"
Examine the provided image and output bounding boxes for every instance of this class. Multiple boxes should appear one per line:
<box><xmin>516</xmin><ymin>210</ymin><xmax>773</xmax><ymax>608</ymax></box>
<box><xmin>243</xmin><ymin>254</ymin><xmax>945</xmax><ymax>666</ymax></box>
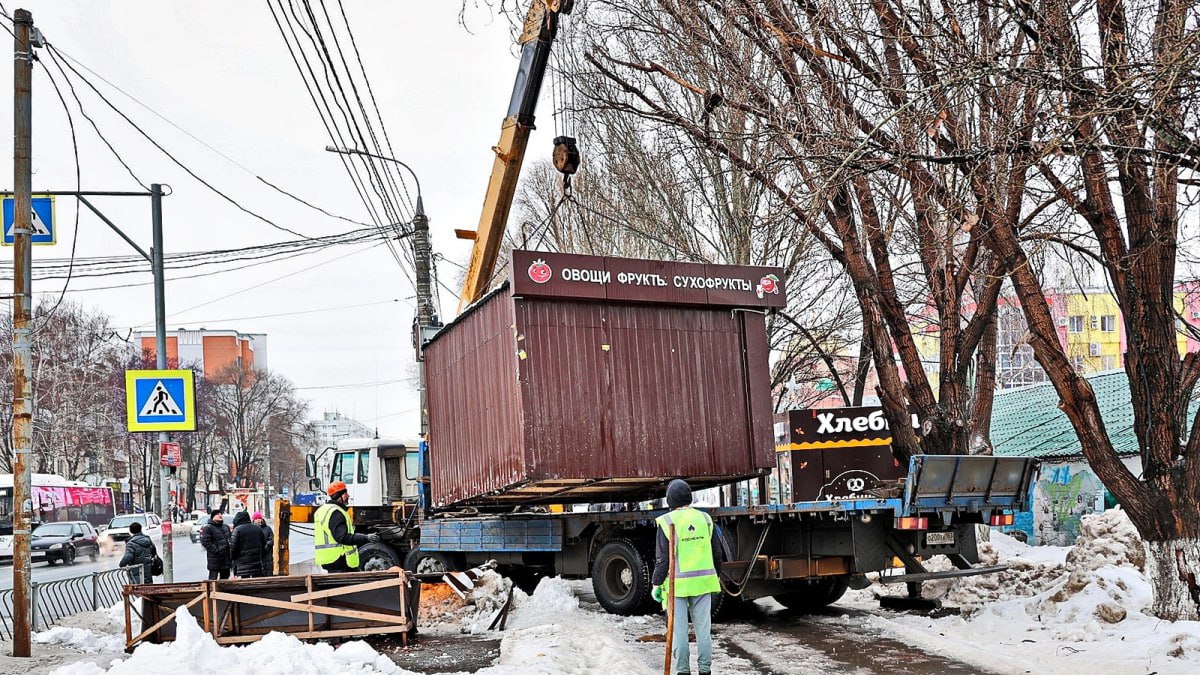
<box><xmin>1031</xmin><ymin>464</ymin><xmax>1105</xmax><ymax>545</ymax></box>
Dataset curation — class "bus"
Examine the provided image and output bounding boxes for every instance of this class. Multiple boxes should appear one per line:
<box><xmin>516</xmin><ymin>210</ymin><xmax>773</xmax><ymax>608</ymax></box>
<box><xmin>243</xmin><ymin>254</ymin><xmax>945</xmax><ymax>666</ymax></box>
<box><xmin>0</xmin><ymin>473</ymin><xmax>117</xmax><ymax>531</ymax></box>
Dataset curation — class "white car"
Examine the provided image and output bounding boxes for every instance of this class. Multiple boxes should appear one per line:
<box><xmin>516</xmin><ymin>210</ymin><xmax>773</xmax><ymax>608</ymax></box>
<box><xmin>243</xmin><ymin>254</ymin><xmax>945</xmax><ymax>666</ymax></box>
<box><xmin>103</xmin><ymin>513</ymin><xmax>164</xmax><ymax>546</ymax></box>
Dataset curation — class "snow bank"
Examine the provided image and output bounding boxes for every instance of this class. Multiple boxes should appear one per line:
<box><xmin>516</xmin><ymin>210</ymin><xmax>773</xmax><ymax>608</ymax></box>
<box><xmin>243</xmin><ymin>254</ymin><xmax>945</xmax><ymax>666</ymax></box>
<box><xmin>862</xmin><ymin>509</ymin><xmax>1200</xmax><ymax>674</ymax></box>
<box><xmin>33</xmin><ymin>626</ymin><xmax>124</xmax><ymax>654</ymax></box>
<box><xmin>55</xmin><ymin>607</ymin><xmax>419</xmax><ymax>675</ymax></box>
<box><xmin>476</xmin><ymin>577</ymin><xmax>655</xmax><ymax>675</ymax></box>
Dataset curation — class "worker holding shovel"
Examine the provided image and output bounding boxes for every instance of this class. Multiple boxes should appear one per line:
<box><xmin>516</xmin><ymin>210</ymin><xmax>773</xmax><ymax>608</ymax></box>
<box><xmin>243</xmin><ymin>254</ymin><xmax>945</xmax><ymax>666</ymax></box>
<box><xmin>652</xmin><ymin>479</ymin><xmax>723</xmax><ymax>675</ymax></box>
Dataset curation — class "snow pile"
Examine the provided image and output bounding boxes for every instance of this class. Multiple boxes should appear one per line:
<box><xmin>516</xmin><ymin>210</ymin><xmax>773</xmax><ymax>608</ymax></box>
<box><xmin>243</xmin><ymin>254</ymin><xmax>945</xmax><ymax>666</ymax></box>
<box><xmin>34</xmin><ymin>626</ymin><xmax>124</xmax><ymax>654</ymax></box>
<box><xmin>912</xmin><ymin>530</ymin><xmax>1071</xmax><ymax>613</ymax></box>
<box><xmin>476</xmin><ymin>577</ymin><xmax>654</xmax><ymax>675</ymax></box>
<box><xmin>56</xmin><ymin>607</ymin><xmax>417</xmax><ymax>675</ymax></box>
<box><xmin>861</xmin><ymin>510</ymin><xmax>1200</xmax><ymax>674</ymax></box>
<box><xmin>418</xmin><ymin>570</ymin><xmax>514</xmax><ymax>634</ymax></box>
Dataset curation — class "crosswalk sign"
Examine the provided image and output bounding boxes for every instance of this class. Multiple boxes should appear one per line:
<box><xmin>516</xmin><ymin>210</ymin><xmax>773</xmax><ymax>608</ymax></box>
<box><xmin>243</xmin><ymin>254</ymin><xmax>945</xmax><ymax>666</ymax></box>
<box><xmin>2</xmin><ymin>195</ymin><xmax>56</xmax><ymax>245</ymax></box>
<box><xmin>125</xmin><ymin>369</ymin><xmax>197</xmax><ymax>432</ymax></box>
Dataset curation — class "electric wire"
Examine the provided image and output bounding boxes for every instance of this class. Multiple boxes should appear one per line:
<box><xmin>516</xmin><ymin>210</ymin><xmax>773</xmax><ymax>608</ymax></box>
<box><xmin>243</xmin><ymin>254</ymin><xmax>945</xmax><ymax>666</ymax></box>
<box><xmin>311</xmin><ymin>0</ymin><xmax>414</xmax><ymax>223</ymax></box>
<box><xmin>49</xmin><ymin>44</ymin><xmax>375</xmax><ymax>228</ymax></box>
<box><xmin>45</xmin><ymin>42</ymin><xmax>315</xmax><ymax>240</ymax></box>
<box><xmin>30</xmin><ymin>32</ymin><xmax>83</xmax><ymax>331</ymax></box>
<box><xmin>267</xmin><ymin>0</ymin><xmax>408</xmax><ymax>271</ymax></box>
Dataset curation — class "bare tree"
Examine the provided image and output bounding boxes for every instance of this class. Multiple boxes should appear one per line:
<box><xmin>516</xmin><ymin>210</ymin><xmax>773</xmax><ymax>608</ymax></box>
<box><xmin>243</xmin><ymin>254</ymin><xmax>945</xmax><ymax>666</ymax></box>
<box><xmin>976</xmin><ymin>0</ymin><xmax>1200</xmax><ymax>620</ymax></box>
<box><xmin>570</xmin><ymin>2</ymin><xmax>1034</xmax><ymax>455</ymax></box>
<box><xmin>209</xmin><ymin>363</ymin><xmax>309</xmax><ymax>489</ymax></box>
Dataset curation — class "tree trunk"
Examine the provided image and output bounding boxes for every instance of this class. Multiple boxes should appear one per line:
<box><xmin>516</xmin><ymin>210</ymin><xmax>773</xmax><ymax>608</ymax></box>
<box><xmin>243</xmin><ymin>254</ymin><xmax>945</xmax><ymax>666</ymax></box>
<box><xmin>1144</xmin><ymin>538</ymin><xmax>1200</xmax><ymax>621</ymax></box>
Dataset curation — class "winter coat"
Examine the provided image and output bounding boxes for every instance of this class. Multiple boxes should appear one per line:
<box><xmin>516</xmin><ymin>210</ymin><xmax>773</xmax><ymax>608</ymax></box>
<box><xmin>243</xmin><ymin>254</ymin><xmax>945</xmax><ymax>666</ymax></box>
<box><xmin>200</xmin><ymin>518</ymin><xmax>233</xmax><ymax>571</ymax></box>
<box><xmin>120</xmin><ymin>533</ymin><xmax>157</xmax><ymax>584</ymax></box>
<box><xmin>230</xmin><ymin>511</ymin><xmax>268</xmax><ymax>578</ymax></box>
<box><xmin>259</xmin><ymin>523</ymin><xmax>275</xmax><ymax>576</ymax></box>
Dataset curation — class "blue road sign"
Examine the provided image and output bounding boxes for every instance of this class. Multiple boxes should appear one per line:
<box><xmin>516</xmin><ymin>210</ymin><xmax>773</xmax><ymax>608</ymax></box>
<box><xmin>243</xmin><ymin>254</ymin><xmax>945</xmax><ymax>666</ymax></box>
<box><xmin>2</xmin><ymin>195</ymin><xmax>55</xmax><ymax>245</ymax></box>
<box><xmin>125</xmin><ymin>369</ymin><xmax>197</xmax><ymax>432</ymax></box>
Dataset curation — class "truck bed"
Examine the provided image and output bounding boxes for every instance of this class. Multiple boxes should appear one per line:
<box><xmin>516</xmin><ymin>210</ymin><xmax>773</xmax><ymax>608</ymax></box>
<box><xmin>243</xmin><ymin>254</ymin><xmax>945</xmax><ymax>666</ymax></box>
<box><xmin>419</xmin><ymin>455</ymin><xmax>1039</xmax><ymax>553</ymax></box>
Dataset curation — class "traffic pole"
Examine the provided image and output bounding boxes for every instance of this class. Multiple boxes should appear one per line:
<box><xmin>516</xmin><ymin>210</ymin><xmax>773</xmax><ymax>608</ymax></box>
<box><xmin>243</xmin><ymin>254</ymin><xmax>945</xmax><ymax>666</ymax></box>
<box><xmin>151</xmin><ymin>182</ymin><xmax>173</xmax><ymax>583</ymax></box>
<box><xmin>11</xmin><ymin>8</ymin><xmax>34</xmax><ymax>658</ymax></box>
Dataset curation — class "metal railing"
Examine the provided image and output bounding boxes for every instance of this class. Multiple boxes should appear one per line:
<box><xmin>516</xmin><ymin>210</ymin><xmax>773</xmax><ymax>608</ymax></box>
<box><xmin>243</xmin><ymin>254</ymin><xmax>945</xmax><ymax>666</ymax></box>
<box><xmin>0</xmin><ymin>566</ymin><xmax>143</xmax><ymax>639</ymax></box>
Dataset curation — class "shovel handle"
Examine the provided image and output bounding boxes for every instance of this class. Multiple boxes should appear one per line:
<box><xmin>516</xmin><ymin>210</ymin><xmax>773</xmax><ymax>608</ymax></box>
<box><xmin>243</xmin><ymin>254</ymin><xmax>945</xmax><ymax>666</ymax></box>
<box><xmin>663</xmin><ymin>523</ymin><xmax>676</xmax><ymax>675</ymax></box>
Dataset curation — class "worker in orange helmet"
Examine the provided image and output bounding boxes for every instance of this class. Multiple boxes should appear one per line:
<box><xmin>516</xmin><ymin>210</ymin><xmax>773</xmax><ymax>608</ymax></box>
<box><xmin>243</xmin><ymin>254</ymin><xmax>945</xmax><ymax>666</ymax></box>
<box><xmin>313</xmin><ymin>481</ymin><xmax>379</xmax><ymax>572</ymax></box>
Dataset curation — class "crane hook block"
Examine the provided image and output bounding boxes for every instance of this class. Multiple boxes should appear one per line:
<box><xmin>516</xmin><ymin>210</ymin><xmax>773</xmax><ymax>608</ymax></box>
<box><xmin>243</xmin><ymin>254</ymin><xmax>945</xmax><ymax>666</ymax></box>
<box><xmin>553</xmin><ymin>136</ymin><xmax>581</xmax><ymax>176</ymax></box>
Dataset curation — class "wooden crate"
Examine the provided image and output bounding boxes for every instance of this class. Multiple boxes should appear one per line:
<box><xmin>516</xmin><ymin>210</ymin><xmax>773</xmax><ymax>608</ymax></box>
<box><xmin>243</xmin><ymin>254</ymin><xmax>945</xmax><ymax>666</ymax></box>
<box><xmin>124</xmin><ymin>570</ymin><xmax>417</xmax><ymax>652</ymax></box>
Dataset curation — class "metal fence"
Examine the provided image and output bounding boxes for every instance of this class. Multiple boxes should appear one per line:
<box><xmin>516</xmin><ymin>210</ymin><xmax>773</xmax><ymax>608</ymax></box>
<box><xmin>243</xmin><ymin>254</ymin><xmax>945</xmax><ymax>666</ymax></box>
<box><xmin>0</xmin><ymin>566</ymin><xmax>142</xmax><ymax>639</ymax></box>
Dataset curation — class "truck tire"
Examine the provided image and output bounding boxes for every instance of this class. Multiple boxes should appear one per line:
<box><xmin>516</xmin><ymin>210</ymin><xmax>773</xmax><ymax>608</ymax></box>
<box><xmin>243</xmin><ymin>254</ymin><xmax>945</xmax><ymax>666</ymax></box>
<box><xmin>358</xmin><ymin>542</ymin><xmax>403</xmax><ymax>571</ymax></box>
<box><xmin>404</xmin><ymin>548</ymin><xmax>458</xmax><ymax>574</ymax></box>
<box><xmin>773</xmin><ymin>575</ymin><xmax>850</xmax><ymax>611</ymax></box>
<box><xmin>591</xmin><ymin>539</ymin><xmax>652</xmax><ymax>615</ymax></box>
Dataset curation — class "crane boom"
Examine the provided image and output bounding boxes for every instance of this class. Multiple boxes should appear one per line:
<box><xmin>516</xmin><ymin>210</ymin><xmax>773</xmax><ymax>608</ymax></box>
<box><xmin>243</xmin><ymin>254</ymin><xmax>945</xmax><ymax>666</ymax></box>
<box><xmin>458</xmin><ymin>0</ymin><xmax>572</xmax><ymax>310</ymax></box>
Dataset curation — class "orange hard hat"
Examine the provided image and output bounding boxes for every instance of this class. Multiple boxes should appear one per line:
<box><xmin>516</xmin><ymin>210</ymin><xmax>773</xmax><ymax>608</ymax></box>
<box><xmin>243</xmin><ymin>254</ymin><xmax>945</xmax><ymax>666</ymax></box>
<box><xmin>327</xmin><ymin>481</ymin><xmax>348</xmax><ymax>498</ymax></box>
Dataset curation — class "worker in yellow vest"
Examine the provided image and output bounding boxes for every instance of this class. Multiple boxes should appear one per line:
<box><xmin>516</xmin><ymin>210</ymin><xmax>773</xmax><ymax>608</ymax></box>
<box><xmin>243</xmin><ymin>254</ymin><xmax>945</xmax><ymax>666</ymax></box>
<box><xmin>652</xmin><ymin>479</ymin><xmax>723</xmax><ymax>675</ymax></box>
<box><xmin>313</xmin><ymin>481</ymin><xmax>379</xmax><ymax>573</ymax></box>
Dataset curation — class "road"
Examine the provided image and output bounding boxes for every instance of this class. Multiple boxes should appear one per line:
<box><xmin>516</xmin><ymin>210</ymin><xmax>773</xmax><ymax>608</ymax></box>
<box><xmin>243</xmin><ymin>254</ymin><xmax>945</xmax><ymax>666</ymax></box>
<box><xmin>0</xmin><ymin>530</ymin><xmax>314</xmax><ymax>591</ymax></box>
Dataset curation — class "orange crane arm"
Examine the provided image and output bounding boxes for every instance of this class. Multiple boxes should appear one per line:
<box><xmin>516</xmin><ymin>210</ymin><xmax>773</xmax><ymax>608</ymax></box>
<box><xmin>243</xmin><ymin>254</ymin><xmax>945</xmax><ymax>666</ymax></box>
<box><xmin>458</xmin><ymin>0</ymin><xmax>572</xmax><ymax>310</ymax></box>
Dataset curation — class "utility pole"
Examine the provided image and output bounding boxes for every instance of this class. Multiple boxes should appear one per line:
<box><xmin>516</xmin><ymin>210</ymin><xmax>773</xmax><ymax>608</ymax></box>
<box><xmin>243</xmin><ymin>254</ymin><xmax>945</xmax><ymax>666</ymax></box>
<box><xmin>11</xmin><ymin>8</ymin><xmax>35</xmax><ymax>658</ymax></box>
<box><xmin>150</xmin><ymin>182</ymin><xmax>173</xmax><ymax>583</ymax></box>
<box><xmin>412</xmin><ymin>196</ymin><xmax>434</xmax><ymax>437</ymax></box>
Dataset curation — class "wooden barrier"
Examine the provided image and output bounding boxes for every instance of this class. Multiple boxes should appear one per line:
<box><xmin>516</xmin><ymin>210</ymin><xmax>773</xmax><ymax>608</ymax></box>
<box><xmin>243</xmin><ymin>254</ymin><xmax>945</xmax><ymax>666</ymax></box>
<box><xmin>123</xmin><ymin>570</ymin><xmax>416</xmax><ymax>652</ymax></box>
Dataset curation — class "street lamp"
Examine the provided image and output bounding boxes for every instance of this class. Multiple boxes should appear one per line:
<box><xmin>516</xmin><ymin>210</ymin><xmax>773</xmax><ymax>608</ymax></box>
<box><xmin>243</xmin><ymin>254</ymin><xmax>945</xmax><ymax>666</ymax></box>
<box><xmin>325</xmin><ymin>145</ymin><xmax>423</xmax><ymax>214</ymax></box>
<box><xmin>324</xmin><ymin>146</ymin><xmax>437</xmax><ymax>438</ymax></box>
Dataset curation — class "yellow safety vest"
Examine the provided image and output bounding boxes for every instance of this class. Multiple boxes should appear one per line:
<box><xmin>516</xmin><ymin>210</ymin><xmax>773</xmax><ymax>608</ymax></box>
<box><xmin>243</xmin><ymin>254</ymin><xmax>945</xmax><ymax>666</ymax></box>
<box><xmin>314</xmin><ymin>503</ymin><xmax>360</xmax><ymax>568</ymax></box>
<box><xmin>656</xmin><ymin>507</ymin><xmax>721</xmax><ymax>597</ymax></box>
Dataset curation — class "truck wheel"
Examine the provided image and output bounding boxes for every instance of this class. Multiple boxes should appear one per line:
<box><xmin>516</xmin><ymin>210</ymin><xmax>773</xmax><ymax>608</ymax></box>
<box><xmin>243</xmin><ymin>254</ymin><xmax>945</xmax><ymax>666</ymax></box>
<box><xmin>773</xmin><ymin>576</ymin><xmax>850</xmax><ymax>611</ymax></box>
<box><xmin>591</xmin><ymin>539</ymin><xmax>652</xmax><ymax>615</ymax></box>
<box><xmin>404</xmin><ymin>548</ymin><xmax>457</xmax><ymax>574</ymax></box>
<box><xmin>358</xmin><ymin>543</ymin><xmax>402</xmax><ymax>571</ymax></box>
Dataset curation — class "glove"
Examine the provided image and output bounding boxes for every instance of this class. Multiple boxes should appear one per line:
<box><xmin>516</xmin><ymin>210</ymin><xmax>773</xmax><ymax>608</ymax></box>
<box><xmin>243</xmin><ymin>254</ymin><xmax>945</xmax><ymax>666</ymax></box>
<box><xmin>366</xmin><ymin>533</ymin><xmax>381</xmax><ymax>544</ymax></box>
<box><xmin>651</xmin><ymin>584</ymin><xmax>665</xmax><ymax>607</ymax></box>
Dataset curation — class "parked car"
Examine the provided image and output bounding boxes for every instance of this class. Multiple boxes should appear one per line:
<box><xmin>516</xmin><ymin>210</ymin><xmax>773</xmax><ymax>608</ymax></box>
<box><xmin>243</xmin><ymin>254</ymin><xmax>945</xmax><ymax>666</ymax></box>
<box><xmin>104</xmin><ymin>513</ymin><xmax>163</xmax><ymax>546</ymax></box>
<box><xmin>189</xmin><ymin>513</ymin><xmax>210</xmax><ymax>543</ymax></box>
<box><xmin>31</xmin><ymin>521</ymin><xmax>100</xmax><ymax>565</ymax></box>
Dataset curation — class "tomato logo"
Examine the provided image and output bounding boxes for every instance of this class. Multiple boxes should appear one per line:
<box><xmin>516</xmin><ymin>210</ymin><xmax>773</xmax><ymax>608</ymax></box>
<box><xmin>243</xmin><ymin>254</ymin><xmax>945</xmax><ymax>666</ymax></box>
<box><xmin>756</xmin><ymin>274</ymin><xmax>780</xmax><ymax>298</ymax></box>
<box><xmin>528</xmin><ymin>259</ymin><xmax>552</xmax><ymax>284</ymax></box>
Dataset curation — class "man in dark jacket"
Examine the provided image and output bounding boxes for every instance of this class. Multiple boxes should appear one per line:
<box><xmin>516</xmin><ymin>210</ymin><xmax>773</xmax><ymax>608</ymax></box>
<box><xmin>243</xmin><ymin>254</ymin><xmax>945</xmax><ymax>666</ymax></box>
<box><xmin>119</xmin><ymin>521</ymin><xmax>157</xmax><ymax>584</ymax></box>
<box><xmin>230</xmin><ymin>511</ymin><xmax>268</xmax><ymax>578</ymax></box>
<box><xmin>199</xmin><ymin>509</ymin><xmax>232</xmax><ymax>579</ymax></box>
<box><xmin>253</xmin><ymin>511</ymin><xmax>274</xmax><ymax>576</ymax></box>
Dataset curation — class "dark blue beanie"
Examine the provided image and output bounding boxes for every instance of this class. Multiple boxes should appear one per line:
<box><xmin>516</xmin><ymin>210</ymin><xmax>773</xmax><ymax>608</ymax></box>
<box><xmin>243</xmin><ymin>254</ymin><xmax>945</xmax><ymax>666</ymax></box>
<box><xmin>666</xmin><ymin>479</ymin><xmax>692</xmax><ymax>508</ymax></box>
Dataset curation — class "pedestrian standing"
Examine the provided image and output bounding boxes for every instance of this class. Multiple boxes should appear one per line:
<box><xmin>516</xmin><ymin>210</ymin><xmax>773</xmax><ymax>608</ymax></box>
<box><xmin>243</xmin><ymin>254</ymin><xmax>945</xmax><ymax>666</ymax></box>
<box><xmin>652</xmin><ymin>479</ymin><xmax>723</xmax><ymax>675</ymax></box>
<box><xmin>230</xmin><ymin>511</ymin><xmax>268</xmax><ymax>578</ymax></box>
<box><xmin>200</xmin><ymin>509</ymin><xmax>233</xmax><ymax>580</ymax></box>
<box><xmin>253</xmin><ymin>511</ymin><xmax>275</xmax><ymax>576</ymax></box>
<box><xmin>119</xmin><ymin>521</ymin><xmax>158</xmax><ymax>584</ymax></box>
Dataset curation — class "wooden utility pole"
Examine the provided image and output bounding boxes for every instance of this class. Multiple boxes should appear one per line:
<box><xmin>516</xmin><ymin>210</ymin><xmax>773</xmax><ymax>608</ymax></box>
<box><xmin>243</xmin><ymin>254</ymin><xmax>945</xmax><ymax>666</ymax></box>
<box><xmin>11</xmin><ymin>7</ymin><xmax>35</xmax><ymax>658</ymax></box>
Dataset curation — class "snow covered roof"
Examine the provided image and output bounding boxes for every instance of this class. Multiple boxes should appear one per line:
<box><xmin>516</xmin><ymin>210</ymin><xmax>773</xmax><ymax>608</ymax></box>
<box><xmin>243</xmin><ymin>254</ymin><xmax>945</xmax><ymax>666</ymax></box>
<box><xmin>990</xmin><ymin>370</ymin><xmax>1154</xmax><ymax>459</ymax></box>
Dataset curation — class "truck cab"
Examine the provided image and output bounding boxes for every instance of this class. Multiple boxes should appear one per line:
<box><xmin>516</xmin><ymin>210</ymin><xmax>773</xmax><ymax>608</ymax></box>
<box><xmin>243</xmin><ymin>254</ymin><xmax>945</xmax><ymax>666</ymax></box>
<box><xmin>311</xmin><ymin>437</ymin><xmax>422</xmax><ymax>512</ymax></box>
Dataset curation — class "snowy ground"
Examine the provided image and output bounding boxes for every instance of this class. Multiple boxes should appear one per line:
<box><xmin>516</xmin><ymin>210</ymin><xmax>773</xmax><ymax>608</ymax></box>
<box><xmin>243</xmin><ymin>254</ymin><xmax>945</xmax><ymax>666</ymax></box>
<box><xmin>4</xmin><ymin>508</ymin><xmax>1200</xmax><ymax>674</ymax></box>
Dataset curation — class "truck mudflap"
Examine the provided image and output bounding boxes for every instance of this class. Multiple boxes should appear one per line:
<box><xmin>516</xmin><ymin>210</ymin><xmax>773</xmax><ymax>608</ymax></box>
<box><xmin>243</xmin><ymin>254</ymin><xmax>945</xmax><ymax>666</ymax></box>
<box><xmin>903</xmin><ymin>455</ymin><xmax>1039</xmax><ymax>515</ymax></box>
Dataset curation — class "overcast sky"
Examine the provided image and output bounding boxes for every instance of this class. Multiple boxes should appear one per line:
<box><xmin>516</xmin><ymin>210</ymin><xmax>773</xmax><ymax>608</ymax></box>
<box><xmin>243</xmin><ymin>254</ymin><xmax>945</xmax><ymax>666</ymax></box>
<box><xmin>0</xmin><ymin>2</ymin><xmax>558</xmax><ymax>438</ymax></box>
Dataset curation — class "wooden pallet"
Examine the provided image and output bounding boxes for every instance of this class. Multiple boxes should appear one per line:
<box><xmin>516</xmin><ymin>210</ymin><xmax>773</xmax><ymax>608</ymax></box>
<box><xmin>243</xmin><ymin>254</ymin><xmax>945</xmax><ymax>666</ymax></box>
<box><xmin>123</xmin><ymin>570</ymin><xmax>417</xmax><ymax>652</ymax></box>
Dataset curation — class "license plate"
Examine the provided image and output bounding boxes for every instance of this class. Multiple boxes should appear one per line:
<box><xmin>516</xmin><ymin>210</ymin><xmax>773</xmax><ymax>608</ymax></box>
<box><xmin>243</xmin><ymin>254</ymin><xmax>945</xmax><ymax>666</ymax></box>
<box><xmin>926</xmin><ymin>531</ymin><xmax>955</xmax><ymax>546</ymax></box>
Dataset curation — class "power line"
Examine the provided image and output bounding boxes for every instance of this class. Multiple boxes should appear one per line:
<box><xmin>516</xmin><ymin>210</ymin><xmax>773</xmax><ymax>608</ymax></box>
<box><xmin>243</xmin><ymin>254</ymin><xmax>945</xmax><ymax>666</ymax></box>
<box><xmin>45</xmin><ymin>42</ymin><xmax>315</xmax><ymax>240</ymax></box>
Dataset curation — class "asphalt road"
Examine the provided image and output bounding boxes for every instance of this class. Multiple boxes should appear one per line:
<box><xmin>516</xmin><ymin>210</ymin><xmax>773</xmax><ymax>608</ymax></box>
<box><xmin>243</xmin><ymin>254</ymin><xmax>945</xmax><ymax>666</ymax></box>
<box><xmin>0</xmin><ymin>530</ymin><xmax>315</xmax><ymax>591</ymax></box>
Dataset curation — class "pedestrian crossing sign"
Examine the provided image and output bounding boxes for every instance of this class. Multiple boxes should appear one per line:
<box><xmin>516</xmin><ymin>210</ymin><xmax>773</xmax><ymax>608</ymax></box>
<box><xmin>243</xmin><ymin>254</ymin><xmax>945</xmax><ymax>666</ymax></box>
<box><xmin>2</xmin><ymin>194</ymin><xmax>56</xmax><ymax>245</ymax></box>
<box><xmin>125</xmin><ymin>369</ymin><xmax>196</xmax><ymax>432</ymax></box>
